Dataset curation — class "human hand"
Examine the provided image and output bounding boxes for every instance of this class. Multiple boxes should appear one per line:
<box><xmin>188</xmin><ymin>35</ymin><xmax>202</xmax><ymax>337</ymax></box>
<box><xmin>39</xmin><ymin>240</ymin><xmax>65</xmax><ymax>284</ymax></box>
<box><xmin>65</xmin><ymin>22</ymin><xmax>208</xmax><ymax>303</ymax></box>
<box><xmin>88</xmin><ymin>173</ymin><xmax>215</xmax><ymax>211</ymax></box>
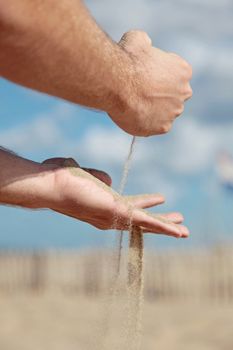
<box><xmin>42</xmin><ymin>157</ymin><xmax>189</xmax><ymax>238</ymax></box>
<box><xmin>109</xmin><ymin>30</ymin><xmax>193</xmax><ymax>136</ymax></box>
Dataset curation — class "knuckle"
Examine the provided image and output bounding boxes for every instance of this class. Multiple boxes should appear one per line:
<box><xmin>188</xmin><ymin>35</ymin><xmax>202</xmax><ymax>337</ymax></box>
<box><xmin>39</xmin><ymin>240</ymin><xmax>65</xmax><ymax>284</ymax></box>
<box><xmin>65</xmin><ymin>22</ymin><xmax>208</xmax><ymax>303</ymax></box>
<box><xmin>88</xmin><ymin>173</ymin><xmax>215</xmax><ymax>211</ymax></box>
<box><xmin>183</xmin><ymin>61</ymin><xmax>193</xmax><ymax>79</ymax></box>
<box><xmin>170</xmin><ymin>53</ymin><xmax>192</xmax><ymax>78</ymax></box>
<box><xmin>124</xmin><ymin>30</ymin><xmax>152</xmax><ymax>48</ymax></box>
<box><xmin>123</xmin><ymin>30</ymin><xmax>142</xmax><ymax>42</ymax></box>
<box><xmin>184</xmin><ymin>86</ymin><xmax>193</xmax><ymax>99</ymax></box>
<box><xmin>181</xmin><ymin>58</ymin><xmax>190</xmax><ymax>68</ymax></box>
<box><xmin>139</xmin><ymin>31</ymin><xmax>152</xmax><ymax>45</ymax></box>
<box><xmin>188</xmin><ymin>86</ymin><xmax>193</xmax><ymax>97</ymax></box>
<box><xmin>136</xmin><ymin>125</ymin><xmax>152</xmax><ymax>137</ymax></box>
<box><xmin>158</xmin><ymin>123</ymin><xmax>172</xmax><ymax>134</ymax></box>
<box><xmin>134</xmin><ymin>127</ymin><xmax>150</xmax><ymax>137</ymax></box>
<box><xmin>132</xmin><ymin>116</ymin><xmax>150</xmax><ymax>136</ymax></box>
<box><xmin>187</xmin><ymin>64</ymin><xmax>193</xmax><ymax>79</ymax></box>
<box><xmin>176</xmin><ymin>105</ymin><xmax>184</xmax><ymax>117</ymax></box>
<box><xmin>178</xmin><ymin>57</ymin><xmax>192</xmax><ymax>76</ymax></box>
<box><xmin>95</xmin><ymin>222</ymin><xmax>108</xmax><ymax>230</ymax></box>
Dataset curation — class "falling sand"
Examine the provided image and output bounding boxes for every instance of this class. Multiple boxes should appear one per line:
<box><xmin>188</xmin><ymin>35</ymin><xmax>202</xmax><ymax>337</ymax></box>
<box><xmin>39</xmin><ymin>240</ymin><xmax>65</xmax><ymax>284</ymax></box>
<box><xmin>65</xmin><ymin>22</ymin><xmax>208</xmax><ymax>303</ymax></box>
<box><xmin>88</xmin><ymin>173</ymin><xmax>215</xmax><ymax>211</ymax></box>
<box><xmin>115</xmin><ymin>137</ymin><xmax>144</xmax><ymax>350</ymax></box>
<box><xmin>115</xmin><ymin>136</ymin><xmax>137</xmax><ymax>279</ymax></box>
<box><xmin>62</xmin><ymin>140</ymin><xmax>145</xmax><ymax>350</ymax></box>
<box><xmin>126</xmin><ymin>225</ymin><xmax>144</xmax><ymax>350</ymax></box>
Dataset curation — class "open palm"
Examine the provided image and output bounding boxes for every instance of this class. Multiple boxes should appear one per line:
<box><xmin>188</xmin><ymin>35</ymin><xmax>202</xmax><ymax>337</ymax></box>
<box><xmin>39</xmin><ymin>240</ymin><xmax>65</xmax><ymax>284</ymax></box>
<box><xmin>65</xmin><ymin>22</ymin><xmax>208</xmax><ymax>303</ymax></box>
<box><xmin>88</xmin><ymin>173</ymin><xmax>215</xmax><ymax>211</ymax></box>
<box><xmin>43</xmin><ymin>158</ymin><xmax>189</xmax><ymax>238</ymax></box>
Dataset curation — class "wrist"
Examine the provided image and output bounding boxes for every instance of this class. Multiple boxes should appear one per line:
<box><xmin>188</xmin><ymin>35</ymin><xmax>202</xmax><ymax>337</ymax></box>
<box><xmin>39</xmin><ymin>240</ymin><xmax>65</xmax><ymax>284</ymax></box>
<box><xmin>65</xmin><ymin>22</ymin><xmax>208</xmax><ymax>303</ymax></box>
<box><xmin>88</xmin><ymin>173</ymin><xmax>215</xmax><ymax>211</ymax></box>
<box><xmin>0</xmin><ymin>162</ymin><xmax>58</xmax><ymax>210</ymax></box>
<box><xmin>105</xmin><ymin>44</ymin><xmax>130</xmax><ymax>108</ymax></box>
<box><xmin>104</xmin><ymin>44</ymin><xmax>137</xmax><ymax>130</ymax></box>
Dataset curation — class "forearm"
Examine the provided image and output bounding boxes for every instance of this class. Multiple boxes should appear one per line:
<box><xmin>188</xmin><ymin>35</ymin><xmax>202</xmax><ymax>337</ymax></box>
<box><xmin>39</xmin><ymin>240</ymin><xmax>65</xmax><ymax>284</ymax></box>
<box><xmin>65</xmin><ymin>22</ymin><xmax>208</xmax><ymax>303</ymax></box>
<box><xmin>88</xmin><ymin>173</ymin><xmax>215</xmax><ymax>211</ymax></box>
<box><xmin>0</xmin><ymin>148</ymin><xmax>55</xmax><ymax>209</ymax></box>
<box><xmin>0</xmin><ymin>0</ymin><xmax>129</xmax><ymax>113</ymax></box>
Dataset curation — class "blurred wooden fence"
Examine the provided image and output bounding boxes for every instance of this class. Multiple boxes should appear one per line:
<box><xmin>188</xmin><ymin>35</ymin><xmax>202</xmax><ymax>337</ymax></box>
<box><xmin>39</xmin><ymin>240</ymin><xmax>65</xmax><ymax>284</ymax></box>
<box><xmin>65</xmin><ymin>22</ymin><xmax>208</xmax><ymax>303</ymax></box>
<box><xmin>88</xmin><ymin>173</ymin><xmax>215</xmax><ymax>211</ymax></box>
<box><xmin>0</xmin><ymin>247</ymin><xmax>232</xmax><ymax>303</ymax></box>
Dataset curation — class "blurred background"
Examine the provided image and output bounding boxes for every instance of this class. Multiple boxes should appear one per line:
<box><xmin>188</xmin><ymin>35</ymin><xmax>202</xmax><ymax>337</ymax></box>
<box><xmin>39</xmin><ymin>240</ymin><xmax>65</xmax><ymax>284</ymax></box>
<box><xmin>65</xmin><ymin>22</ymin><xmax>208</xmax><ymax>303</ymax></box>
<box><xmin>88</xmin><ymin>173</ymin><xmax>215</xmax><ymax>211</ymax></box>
<box><xmin>0</xmin><ymin>0</ymin><xmax>233</xmax><ymax>349</ymax></box>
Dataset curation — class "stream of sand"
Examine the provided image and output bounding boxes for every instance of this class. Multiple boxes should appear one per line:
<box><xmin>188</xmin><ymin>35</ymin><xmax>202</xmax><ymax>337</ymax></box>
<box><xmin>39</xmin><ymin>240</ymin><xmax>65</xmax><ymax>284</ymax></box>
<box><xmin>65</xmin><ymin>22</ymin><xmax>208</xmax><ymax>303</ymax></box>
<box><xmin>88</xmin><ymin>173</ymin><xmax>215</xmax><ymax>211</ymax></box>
<box><xmin>63</xmin><ymin>138</ymin><xmax>144</xmax><ymax>350</ymax></box>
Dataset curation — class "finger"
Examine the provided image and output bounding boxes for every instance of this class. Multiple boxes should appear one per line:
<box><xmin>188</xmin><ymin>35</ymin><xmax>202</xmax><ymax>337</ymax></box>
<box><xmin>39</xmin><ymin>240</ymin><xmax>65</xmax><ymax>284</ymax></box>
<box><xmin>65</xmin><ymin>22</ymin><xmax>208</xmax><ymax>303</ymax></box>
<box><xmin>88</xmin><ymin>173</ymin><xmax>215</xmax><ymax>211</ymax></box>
<box><xmin>124</xmin><ymin>193</ymin><xmax>165</xmax><ymax>209</ymax></box>
<box><xmin>142</xmin><ymin>226</ymin><xmax>189</xmax><ymax>238</ymax></box>
<box><xmin>184</xmin><ymin>84</ymin><xmax>193</xmax><ymax>101</ymax></box>
<box><xmin>42</xmin><ymin>157</ymin><xmax>80</xmax><ymax>167</ymax></box>
<box><xmin>152</xmin><ymin>212</ymin><xmax>184</xmax><ymax>224</ymax></box>
<box><xmin>131</xmin><ymin>209</ymin><xmax>189</xmax><ymax>238</ymax></box>
<box><xmin>82</xmin><ymin>168</ymin><xmax>112</xmax><ymax>186</ymax></box>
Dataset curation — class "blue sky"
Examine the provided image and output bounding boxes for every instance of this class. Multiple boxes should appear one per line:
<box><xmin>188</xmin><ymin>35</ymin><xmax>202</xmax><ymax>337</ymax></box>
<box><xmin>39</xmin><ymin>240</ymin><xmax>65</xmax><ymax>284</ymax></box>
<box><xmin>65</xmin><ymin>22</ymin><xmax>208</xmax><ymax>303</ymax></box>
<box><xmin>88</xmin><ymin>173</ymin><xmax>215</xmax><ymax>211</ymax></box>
<box><xmin>0</xmin><ymin>0</ymin><xmax>233</xmax><ymax>249</ymax></box>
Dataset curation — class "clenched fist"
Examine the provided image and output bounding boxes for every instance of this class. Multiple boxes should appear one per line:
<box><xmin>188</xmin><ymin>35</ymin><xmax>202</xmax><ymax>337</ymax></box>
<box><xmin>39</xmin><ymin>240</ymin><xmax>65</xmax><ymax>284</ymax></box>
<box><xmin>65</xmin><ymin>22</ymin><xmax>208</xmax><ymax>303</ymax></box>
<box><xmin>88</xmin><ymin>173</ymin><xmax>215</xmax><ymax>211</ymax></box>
<box><xmin>109</xmin><ymin>30</ymin><xmax>193</xmax><ymax>136</ymax></box>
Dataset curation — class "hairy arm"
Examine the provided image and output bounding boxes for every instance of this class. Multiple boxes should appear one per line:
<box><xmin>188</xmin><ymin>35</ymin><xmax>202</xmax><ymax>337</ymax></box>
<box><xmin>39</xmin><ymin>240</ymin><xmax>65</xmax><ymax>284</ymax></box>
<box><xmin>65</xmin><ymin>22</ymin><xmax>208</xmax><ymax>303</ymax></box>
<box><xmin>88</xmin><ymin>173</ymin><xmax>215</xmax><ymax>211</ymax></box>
<box><xmin>0</xmin><ymin>0</ymin><xmax>192</xmax><ymax>136</ymax></box>
<box><xmin>0</xmin><ymin>0</ymin><xmax>128</xmax><ymax>112</ymax></box>
<box><xmin>0</xmin><ymin>148</ymin><xmax>56</xmax><ymax>208</ymax></box>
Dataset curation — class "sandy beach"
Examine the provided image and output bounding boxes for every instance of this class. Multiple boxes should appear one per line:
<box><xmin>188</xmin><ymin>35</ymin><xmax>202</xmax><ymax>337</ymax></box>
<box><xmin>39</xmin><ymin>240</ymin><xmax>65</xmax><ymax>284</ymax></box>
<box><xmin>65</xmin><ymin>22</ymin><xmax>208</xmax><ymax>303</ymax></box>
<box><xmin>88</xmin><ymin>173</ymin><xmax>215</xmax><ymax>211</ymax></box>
<box><xmin>0</xmin><ymin>294</ymin><xmax>232</xmax><ymax>350</ymax></box>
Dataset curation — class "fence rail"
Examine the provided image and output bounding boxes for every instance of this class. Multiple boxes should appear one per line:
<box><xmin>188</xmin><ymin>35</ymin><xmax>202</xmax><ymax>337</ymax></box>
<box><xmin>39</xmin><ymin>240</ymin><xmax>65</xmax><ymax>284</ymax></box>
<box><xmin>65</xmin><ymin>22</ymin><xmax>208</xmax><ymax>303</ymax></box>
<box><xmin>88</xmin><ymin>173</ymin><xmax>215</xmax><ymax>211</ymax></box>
<box><xmin>0</xmin><ymin>247</ymin><xmax>232</xmax><ymax>303</ymax></box>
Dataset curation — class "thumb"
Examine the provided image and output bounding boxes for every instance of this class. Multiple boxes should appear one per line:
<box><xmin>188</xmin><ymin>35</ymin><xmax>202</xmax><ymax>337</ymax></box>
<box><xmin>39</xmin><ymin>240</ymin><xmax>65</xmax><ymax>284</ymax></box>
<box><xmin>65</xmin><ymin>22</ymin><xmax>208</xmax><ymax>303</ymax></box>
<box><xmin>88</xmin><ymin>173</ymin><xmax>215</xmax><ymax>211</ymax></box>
<box><xmin>42</xmin><ymin>157</ymin><xmax>80</xmax><ymax>167</ymax></box>
<box><xmin>82</xmin><ymin>168</ymin><xmax>112</xmax><ymax>187</ymax></box>
<box><xmin>118</xmin><ymin>30</ymin><xmax>152</xmax><ymax>53</ymax></box>
<box><xmin>42</xmin><ymin>158</ymin><xmax>112</xmax><ymax>186</ymax></box>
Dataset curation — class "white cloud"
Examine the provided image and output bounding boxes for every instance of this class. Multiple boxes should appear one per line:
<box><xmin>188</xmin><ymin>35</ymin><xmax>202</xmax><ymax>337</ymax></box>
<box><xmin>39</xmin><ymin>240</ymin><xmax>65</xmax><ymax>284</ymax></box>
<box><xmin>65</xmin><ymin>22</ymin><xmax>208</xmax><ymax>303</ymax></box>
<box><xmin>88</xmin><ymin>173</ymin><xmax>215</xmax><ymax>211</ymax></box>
<box><xmin>73</xmin><ymin>115</ymin><xmax>233</xmax><ymax>177</ymax></box>
<box><xmin>72</xmin><ymin>115</ymin><xmax>233</xmax><ymax>204</ymax></box>
<box><xmin>2</xmin><ymin>99</ymin><xmax>233</xmax><ymax>205</ymax></box>
<box><xmin>165</xmin><ymin>119</ymin><xmax>220</xmax><ymax>174</ymax></box>
<box><xmin>0</xmin><ymin>118</ymin><xmax>60</xmax><ymax>152</ymax></box>
<box><xmin>0</xmin><ymin>103</ymin><xmax>76</xmax><ymax>153</ymax></box>
<box><xmin>81</xmin><ymin>127</ymin><xmax>132</xmax><ymax>164</ymax></box>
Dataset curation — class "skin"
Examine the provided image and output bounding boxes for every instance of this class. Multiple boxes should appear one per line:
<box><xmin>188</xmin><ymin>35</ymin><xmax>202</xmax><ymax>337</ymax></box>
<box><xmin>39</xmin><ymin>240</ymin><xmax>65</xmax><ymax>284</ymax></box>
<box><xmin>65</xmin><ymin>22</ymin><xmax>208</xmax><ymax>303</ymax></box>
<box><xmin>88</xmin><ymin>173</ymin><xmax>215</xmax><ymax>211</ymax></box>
<box><xmin>0</xmin><ymin>0</ymin><xmax>192</xmax><ymax>236</ymax></box>
<box><xmin>0</xmin><ymin>149</ymin><xmax>189</xmax><ymax>238</ymax></box>
<box><xmin>0</xmin><ymin>0</ymin><xmax>192</xmax><ymax>136</ymax></box>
